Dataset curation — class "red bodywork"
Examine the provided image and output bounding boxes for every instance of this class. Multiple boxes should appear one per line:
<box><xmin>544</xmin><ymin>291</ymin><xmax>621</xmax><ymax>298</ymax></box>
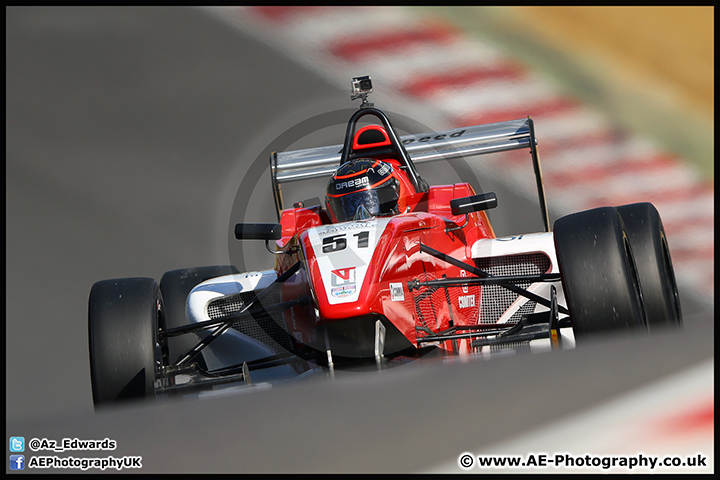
<box><xmin>269</xmin><ymin>127</ymin><xmax>497</xmax><ymax>357</ymax></box>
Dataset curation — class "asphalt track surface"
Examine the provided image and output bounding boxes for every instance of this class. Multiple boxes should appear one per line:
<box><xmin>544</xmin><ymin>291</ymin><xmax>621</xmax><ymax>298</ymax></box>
<box><xmin>6</xmin><ymin>7</ymin><xmax>713</xmax><ymax>473</ymax></box>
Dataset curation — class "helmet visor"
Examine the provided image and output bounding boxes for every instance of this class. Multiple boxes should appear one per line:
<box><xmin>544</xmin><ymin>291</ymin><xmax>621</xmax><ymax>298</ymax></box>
<box><xmin>327</xmin><ymin>181</ymin><xmax>399</xmax><ymax>223</ymax></box>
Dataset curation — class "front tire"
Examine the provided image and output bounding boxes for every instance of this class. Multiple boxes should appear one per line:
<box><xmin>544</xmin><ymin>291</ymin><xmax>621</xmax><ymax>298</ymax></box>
<box><xmin>616</xmin><ymin>203</ymin><xmax>682</xmax><ymax>331</ymax></box>
<box><xmin>554</xmin><ymin>207</ymin><xmax>647</xmax><ymax>341</ymax></box>
<box><xmin>88</xmin><ymin>278</ymin><xmax>163</xmax><ymax>407</ymax></box>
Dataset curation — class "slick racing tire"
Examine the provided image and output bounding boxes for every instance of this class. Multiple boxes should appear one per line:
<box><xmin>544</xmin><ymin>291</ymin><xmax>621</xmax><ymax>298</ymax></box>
<box><xmin>554</xmin><ymin>207</ymin><xmax>647</xmax><ymax>341</ymax></box>
<box><xmin>617</xmin><ymin>203</ymin><xmax>682</xmax><ymax>331</ymax></box>
<box><xmin>159</xmin><ymin>265</ymin><xmax>239</xmax><ymax>365</ymax></box>
<box><xmin>88</xmin><ymin>278</ymin><xmax>164</xmax><ymax>407</ymax></box>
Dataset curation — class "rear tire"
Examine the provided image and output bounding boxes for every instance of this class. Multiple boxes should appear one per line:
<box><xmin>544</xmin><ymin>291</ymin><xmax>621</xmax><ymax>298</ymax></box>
<box><xmin>88</xmin><ymin>278</ymin><xmax>163</xmax><ymax>407</ymax></box>
<box><xmin>554</xmin><ymin>207</ymin><xmax>647</xmax><ymax>341</ymax></box>
<box><xmin>617</xmin><ymin>203</ymin><xmax>682</xmax><ymax>331</ymax></box>
<box><xmin>159</xmin><ymin>265</ymin><xmax>239</xmax><ymax>365</ymax></box>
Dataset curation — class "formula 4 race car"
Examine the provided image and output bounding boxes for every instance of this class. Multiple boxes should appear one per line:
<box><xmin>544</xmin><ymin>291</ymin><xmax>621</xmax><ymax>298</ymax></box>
<box><xmin>88</xmin><ymin>76</ymin><xmax>682</xmax><ymax>407</ymax></box>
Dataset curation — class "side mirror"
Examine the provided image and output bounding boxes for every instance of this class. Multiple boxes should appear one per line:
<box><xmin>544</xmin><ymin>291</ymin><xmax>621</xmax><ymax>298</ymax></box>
<box><xmin>235</xmin><ymin>223</ymin><xmax>282</xmax><ymax>241</ymax></box>
<box><xmin>450</xmin><ymin>192</ymin><xmax>498</xmax><ymax>215</ymax></box>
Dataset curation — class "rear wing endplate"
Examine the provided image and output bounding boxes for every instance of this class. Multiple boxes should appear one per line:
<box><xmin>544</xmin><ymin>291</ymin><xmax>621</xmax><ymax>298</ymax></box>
<box><xmin>270</xmin><ymin>118</ymin><xmax>550</xmax><ymax>232</ymax></box>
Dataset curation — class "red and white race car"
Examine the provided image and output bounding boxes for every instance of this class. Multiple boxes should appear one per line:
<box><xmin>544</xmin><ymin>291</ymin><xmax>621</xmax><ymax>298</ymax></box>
<box><xmin>88</xmin><ymin>76</ymin><xmax>681</xmax><ymax>407</ymax></box>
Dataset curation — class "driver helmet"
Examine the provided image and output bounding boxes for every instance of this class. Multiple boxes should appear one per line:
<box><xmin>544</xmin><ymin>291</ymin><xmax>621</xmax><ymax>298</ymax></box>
<box><xmin>325</xmin><ymin>158</ymin><xmax>400</xmax><ymax>223</ymax></box>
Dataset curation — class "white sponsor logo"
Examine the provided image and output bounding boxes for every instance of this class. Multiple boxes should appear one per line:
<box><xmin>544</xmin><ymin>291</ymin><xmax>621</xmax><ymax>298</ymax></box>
<box><xmin>374</xmin><ymin>163</ymin><xmax>391</xmax><ymax>176</ymax></box>
<box><xmin>389</xmin><ymin>283</ymin><xmax>404</xmax><ymax>302</ymax></box>
<box><xmin>336</xmin><ymin>176</ymin><xmax>369</xmax><ymax>190</ymax></box>
<box><xmin>459</xmin><ymin>295</ymin><xmax>475</xmax><ymax>309</ymax></box>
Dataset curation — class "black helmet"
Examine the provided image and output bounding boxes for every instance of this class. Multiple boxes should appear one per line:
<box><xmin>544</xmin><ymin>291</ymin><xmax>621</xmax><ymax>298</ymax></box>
<box><xmin>325</xmin><ymin>158</ymin><xmax>400</xmax><ymax>223</ymax></box>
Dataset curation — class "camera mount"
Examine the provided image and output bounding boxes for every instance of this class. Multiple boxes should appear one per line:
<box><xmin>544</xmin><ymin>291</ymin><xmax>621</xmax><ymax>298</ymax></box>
<box><xmin>350</xmin><ymin>75</ymin><xmax>374</xmax><ymax>108</ymax></box>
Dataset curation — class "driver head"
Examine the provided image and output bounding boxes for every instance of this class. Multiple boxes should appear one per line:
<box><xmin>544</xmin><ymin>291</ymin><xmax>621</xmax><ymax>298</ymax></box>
<box><xmin>325</xmin><ymin>158</ymin><xmax>400</xmax><ymax>223</ymax></box>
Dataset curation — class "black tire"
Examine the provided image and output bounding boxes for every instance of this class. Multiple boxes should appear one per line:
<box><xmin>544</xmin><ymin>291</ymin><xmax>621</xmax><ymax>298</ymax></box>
<box><xmin>159</xmin><ymin>265</ymin><xmax>239</xmax><ymax>365</ymax></box>
<box><xmin>554</xmin><ymin>207</ymin><xmax>647</xmax><ymax>341</ymax></box>
<box><xmin>617</xmin><ymin>202</ymin><xmax>682</xmax><ymax>330</ymax></box>
<box><xmin>88</xmin><ymin>278</ymin><xmax>163</xmax><ymax>407</ymax></box>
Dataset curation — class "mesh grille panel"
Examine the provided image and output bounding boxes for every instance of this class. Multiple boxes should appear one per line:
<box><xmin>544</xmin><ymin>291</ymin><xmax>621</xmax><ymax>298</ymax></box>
<box><xmin>476</xmin><ymin>253</ymin><xmax>551</xmax><ymax>324</ymax></box>
<box><xmin>206</xmin><ymin>289</ymin><xmax>293</xmax><ymax>353</ymax></box>
<box><xmin>412</xmin><ymin>270</ymin><xmax>444</xmax><ymax>330</ymax></box>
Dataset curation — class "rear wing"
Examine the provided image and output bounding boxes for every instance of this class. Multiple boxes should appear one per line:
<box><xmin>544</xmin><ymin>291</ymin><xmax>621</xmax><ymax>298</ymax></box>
<box><xmin>270</xmin><ymin>117</ymin><xmax>550</xmax><ymax>232</ymax></box>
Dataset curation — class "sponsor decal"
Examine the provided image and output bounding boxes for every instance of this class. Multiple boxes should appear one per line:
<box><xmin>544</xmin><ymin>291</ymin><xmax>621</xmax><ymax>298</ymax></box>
<box><xmin>317</xmin><ymin>222</ymin><xmax>372</xmax><ymax>237</ymax></box>
<box><xmin>401</xmin><ymin>129</ymin><xmax>466</xmax><ymax>145</ymax></box>
<box><xmin>331</xmin><ymin>267</ymin><xmax>356</xmax><ymax>297</ymax></box>
<box><xmin>459</xmin><ymin>295</ymin><xmax>476</xmax><ymax>309</ymax></box>
<box><xmin>336</xmin><ymin>176</ymin><xmax>369</xmax><ymax>190</ymax></box>
<box><xmin>389</xmin><ymin>282</ymin><xmax>404</xmax><ymax>302</ymax></box>
<box><xmin>372</xmin><ymin>163</ymin><xmax>391</xmax><ymax>176</ymax></box>
<box><xmin>331</xmin><ymin>267</ymin><xmax>356</xmax><ymax>286</ymax></box>
<box><xmin>331</xmin><ymin>285</ymin><xmax>357</xmax><ymax>298</ymax></box>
